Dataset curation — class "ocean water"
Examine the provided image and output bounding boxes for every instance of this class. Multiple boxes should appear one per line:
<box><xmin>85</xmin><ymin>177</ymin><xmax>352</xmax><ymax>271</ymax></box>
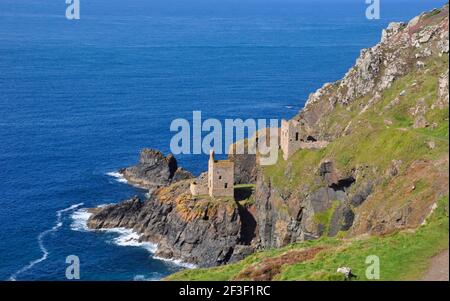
<box><xmin>0</xmin><ymin>0</ymin><xmax>446</xmax><ymax>280</ymax></box>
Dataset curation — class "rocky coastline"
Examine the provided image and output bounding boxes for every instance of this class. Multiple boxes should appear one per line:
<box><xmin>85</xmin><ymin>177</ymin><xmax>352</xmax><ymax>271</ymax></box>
<box><xmin>88</xmin><ymin>148</ymin><xmax>258</xmax><ymax>267</ymax></box>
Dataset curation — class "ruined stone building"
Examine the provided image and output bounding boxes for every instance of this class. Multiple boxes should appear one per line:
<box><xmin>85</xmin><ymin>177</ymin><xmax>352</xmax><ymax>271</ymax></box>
<box><xmin>190</xmin><ymin>151</ymin><xmax>234</xmax><ymax>198</ymax></box>
<box><xmin>189</xmin><ymin>172</ymin><xmax>208</xmax><ymax>196</ymax></box>
<box><xmin>208</xmin><ymin>151</ymin><xmax>234</xmax><ymax>197</ymax></box>
<box><xmin>190</xmin><ymin>118</ymin><xmax>329</xmax><ymax>199</ymax></box>
<box><xmin>280</xmin><ymin>119</ymin><xmax>329</xmax><ymax>160</ymax></box>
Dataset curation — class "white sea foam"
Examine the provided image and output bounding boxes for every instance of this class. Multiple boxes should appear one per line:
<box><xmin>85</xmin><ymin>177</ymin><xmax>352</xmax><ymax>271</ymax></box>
<box><xmin>106</xmin><ymin>171</ymin><xmax>128</xmax><ymax>183</ymax></box>
<box><xmin>70</xmin><ymin>204</ymin><xmax>157</xmax><ymax>253</ymax></box>
<box><xmin>133</xmin><ymin>274</ymin><xmax>161</xmax><ymax>281</ymax></box>
<box><xmin>70</xmin><ymin>205</ymin><xmax>195</xmax><ymax>270</ymax></box>
<box><xmin>104</xmin><ymin>227</ymin><xmax>195</xmax><ymax>268</ymax></box>
<box><xmin>70</xmin><ymin>209</ymin><xmax>158</xmax><ymax>253</ymax></box>
<box><xmin>70</xmin><ymin>203</ymin><xmax>116</xmax><ymax>232</ymax></box>
<box><xmin>106</xmin><ymin>228</ymin><xmax>157</xmax><ymax>253</ymax></box>
<box><xmin>153</xmin><ymin>255</ymin><xmax>197</xmax><ymax>269</ymax></box>
<box><xmin>8</xmin><ymin>203</ymin><xmax>84</xmax><ymax>281</ymax></box>
<box><xmin>70</xmin><ymin>208</ymin><xmax>93</xmax><ymax>231</ymax></box>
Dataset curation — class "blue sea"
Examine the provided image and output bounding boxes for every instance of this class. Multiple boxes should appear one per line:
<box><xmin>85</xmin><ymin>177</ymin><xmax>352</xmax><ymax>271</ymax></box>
<box><xmin>0</xmin><ymin>0</ymin><xmax>446</xmax><ymax>280</ymax></box>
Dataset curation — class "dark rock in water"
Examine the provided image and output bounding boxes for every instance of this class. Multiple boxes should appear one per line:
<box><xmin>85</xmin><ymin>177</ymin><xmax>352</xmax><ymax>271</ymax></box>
<box><xmin>87</xmin><ymin>196</ymin><xmax>142</xmax><ymax>229</ymax></box>
<box><xmin>120</xmin><ymin>148</ymin><xmax>193</xmax><ymax>190</ymax></box>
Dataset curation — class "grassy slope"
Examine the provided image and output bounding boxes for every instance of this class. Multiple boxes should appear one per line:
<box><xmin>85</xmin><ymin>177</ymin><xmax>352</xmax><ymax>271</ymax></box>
<box><xmin>264</xmin><ymin>54</ymin><xmax>449</xmax><ymax>191</ymax></box>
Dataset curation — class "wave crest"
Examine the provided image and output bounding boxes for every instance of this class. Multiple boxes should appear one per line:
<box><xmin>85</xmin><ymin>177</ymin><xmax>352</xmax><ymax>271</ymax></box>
<box><xmin>106</xmin><ymin>171</ymin><xmax>128</xmax><ymax>183</ymax></box>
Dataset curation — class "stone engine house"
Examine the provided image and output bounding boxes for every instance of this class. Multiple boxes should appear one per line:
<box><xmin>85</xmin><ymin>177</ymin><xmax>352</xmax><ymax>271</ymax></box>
<box><xmin>280</xmin><ymin>119</ymin><xmax>329</xmax><ymax>160</ymax></box>
<box><xmin>208</xmin><ymin>151</ymin><xmax>234</xmax><ymax>197</ymax></box>
<box><xmin>190</xmin><ymin>151</ymin><xmax>234</xmax><ymax>198</ymax></box>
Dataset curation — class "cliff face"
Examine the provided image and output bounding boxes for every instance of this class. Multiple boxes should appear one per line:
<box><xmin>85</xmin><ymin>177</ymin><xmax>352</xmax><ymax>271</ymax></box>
<box><xmin>256</xmin><ymin>162</ymin><xmax>367</xmax><ymax>248</ymax></box>
<box><xmin>255</xmin><ymin>4</ymin><xmax>449</xmax><ymax>248</ymax></box>
<box><xmin>229</xmin><ymin>153</ymin><xmax>257</xmax><ymax>184</ymax></box>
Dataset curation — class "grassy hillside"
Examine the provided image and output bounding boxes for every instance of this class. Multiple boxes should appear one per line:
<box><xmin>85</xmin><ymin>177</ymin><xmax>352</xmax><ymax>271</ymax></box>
<box><xmin>264</xmin><ymin>54</ymin><xmax>448</xmax><ymax>192</ymax></box>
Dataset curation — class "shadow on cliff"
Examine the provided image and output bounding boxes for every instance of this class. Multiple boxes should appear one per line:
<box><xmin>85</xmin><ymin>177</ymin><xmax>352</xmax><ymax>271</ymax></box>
<box><xmin>234</xmin><ymin>186</ymin><xmax>257</xmax><ymax>245</ymax></box>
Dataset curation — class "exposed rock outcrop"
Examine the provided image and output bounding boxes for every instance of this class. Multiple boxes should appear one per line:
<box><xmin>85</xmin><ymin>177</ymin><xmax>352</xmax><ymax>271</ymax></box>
<box><xmin>351</xmin><ymin>157</ymin><xmax>449</xmax><ymax>235</ymax></box>
<box><xmin>255</xmin><ymin>161</ymin><xmax>375</xmax><ymax>249</ymax></box>
<box><xmin>294</xmin><ymin>4</ymin><xmax>449</xmax><ymax>139</ymax></box>
<box><xmin>88</xmin><ymin>180</ymin><xmax>246</xmax><ymax>267</ymax></box>
<box><xmin>229</xmin><ymin>153</ymin><xmax>257</xmax><ymax>184</ymax></box>
<box><xmin>436</xmin><ymin>69</ymin><xmax>449</xmax><ymax>108</ymax></box>
<box><xmin>120</xmin><ymin>148</ymin><xmax>193</xmax><ymax>190</ymax></box>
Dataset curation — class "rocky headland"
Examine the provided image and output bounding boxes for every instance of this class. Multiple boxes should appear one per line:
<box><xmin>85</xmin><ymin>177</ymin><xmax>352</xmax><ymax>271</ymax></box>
<box><xmin>89</xmin><ymin>147</ymin><xmax>257</xmax><ymax>267</ymax></box>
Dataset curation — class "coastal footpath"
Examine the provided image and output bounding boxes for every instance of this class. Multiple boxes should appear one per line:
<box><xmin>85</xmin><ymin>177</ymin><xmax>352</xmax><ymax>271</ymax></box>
<box><xmin>88</xmin><ymin>4</ymin><xmax>449</xmax><ymax>279</ymax></box>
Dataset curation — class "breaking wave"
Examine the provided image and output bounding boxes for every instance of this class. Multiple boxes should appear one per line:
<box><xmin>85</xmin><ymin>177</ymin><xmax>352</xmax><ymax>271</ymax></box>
<box><xmin>106</xmin><ymin>171</ymin><xmax>128</xmax><ymax>183</ymax></box>
<box><xmin>70</xmin><ymin>205</ymin><xmax>195</xmax><ymax>271</ymax></box>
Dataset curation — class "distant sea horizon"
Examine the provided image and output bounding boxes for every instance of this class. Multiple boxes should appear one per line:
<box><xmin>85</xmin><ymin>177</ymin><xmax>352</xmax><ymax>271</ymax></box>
<box><xmin>0</xmin><ymin>0</ymin><xmax>446</xmax><ymax>280</ymax></box>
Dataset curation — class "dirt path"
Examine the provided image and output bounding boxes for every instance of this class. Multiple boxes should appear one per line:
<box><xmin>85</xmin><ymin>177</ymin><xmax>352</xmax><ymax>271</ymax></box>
<box><xmin>422</xmin><ymin>249</ymin><xmax>449</xmax><ymax>281</ymax></box>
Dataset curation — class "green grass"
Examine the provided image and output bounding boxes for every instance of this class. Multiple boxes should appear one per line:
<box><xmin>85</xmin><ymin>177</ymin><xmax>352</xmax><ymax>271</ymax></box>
<box><xmin>166</xmin><ymin>196</ymin><xmax>449</xmax><ymax>281</ymax></box>
<box><xmin>313</xmin><ymin>201</ymin><xmax>339</xmax><ymax>235</ymax></box>
<box><xmin>263</xmin><ymin>54</ymin><xmax>449</xmax><ymax>192</ymax></box>
<box><xmin>234</xmin><ymin>184</ymin><xmax>256</xmax><ymax>205</ymax></box>
<box><xmin>165</xmin><ymin>237</ymin><xmax>342</xmax><ymax>281</ymax></box>
<box><xmin>278</xmin><ymin>196</ymin><xmax>449</xmax><ymax>281</ymax></box>
<box><xmin>235</xmin><ymin>184</ymin><xmax>256</xmax><ymax>189</ymax></box>
<box><xmin>263</xmin><ymin>149</ymin><xmax>324</xmax><ymax>191</ymax></box>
